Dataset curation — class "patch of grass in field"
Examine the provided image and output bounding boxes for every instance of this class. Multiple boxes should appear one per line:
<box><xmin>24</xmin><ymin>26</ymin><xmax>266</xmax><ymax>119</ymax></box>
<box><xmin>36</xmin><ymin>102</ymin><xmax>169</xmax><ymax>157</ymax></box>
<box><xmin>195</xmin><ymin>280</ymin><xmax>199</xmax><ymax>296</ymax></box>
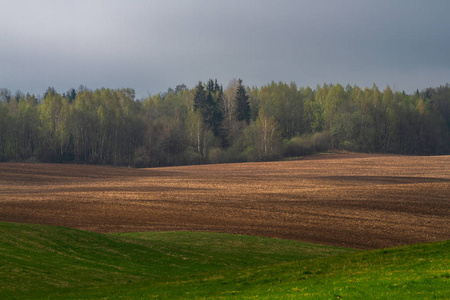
<box><xmin>0</xmin><ymin>222</ymin><xmax>448</xmax><ymax>299</ymax></box>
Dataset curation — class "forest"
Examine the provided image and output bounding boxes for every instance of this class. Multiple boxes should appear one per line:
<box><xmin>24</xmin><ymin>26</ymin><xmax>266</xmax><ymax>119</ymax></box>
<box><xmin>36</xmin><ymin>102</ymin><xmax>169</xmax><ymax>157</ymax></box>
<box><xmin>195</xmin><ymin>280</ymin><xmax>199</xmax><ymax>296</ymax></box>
<box><xmin>0</xmin><ymin>80</ymin><xmax>449</xmax><ymax>167</ymax></box>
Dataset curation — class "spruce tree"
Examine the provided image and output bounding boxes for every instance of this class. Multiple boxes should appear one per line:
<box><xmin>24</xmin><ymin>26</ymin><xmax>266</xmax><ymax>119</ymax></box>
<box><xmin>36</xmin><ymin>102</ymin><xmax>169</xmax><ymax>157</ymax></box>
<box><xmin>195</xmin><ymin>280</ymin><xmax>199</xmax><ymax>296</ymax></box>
<box><xmin>206</xmin><ymin>79</ymin><xmax>215</xmax><ymax>93</ymax></box>
<box><xmin>193</xmin><ymin>81</ymin><xmax>225</xmax><ymax>138</ymax></box>
<box><xmin>193</xmin><ymin>81</ymin><xmax>206</xmax><ymax>112</ymax></box>
<box><xmin>212</xmin><ymin>90</ymin><xmax>224</xmax><ymax>137</ymax></box>
<box><xmin>204</xmin><ymin>91</ymin><xmax>215</xmax><ymax>124</ymax></box>
<box><xmin>234</xmin><ymin>79</ymin><xmax>250</xmax><ymax>124</ymax></box>
<box><xmin>214</xmin><ymin>79</ymin><xmax>220</xmax><ymax>92</ymax></box>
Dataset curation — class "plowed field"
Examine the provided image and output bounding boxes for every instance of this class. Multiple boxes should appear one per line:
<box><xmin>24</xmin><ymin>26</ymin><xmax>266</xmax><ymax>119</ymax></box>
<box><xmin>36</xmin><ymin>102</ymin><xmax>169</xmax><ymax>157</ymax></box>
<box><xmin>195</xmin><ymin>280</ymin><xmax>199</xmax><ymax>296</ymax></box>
<box><xmin>1</xmin><ymin>153</ymin><xmax>449</xmax><ymax>249</ymax></box>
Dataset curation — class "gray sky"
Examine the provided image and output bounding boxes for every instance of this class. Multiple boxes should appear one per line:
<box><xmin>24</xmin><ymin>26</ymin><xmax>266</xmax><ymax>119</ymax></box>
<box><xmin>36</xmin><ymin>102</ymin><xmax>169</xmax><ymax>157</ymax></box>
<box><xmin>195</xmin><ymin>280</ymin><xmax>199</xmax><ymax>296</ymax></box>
<box><xmin>1</xmin><ymin>0</ymin><xmax>449</xmax><ymax>98</ymax></box>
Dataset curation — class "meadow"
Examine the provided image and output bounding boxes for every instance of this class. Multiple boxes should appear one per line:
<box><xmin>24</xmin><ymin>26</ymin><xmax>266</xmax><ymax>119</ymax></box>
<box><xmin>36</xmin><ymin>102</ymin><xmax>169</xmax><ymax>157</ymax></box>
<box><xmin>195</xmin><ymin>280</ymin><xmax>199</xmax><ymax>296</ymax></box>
<box><xmin>0</xmin><ymin>222</ymin><xmax>448</xmax><ymax>299</ymax></box>
<box><xmin>0</xmin><ymin>153</ymin><xmax>449</xmax><ymax>298</ymax></box>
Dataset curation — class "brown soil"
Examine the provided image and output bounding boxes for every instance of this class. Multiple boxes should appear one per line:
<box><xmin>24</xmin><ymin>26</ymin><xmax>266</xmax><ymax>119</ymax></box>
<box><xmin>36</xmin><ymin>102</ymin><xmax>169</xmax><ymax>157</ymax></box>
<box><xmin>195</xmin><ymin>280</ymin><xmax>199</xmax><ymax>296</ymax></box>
<box><xmin>1</xmin><ymin>153</ymin><xmax>449</xmax><ymax>249</ymax></box>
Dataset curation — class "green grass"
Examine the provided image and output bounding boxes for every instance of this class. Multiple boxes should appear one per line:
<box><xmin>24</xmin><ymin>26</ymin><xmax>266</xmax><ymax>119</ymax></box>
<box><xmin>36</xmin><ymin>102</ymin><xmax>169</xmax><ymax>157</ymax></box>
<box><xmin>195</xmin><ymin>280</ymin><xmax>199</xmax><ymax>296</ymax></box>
<box><xmin>0</xmin><ymin>222</ymin><xmax>448</xmax><ymax>299</ymax></box>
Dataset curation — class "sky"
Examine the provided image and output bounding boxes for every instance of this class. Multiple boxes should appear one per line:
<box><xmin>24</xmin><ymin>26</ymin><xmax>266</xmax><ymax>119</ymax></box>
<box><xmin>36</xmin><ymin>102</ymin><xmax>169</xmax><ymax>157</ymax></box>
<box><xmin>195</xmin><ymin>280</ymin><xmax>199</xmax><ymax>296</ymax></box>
<box><xmin>1</xmin><ymin>0</ymin><xmax>449</xmax><ymax>98</ymax></box>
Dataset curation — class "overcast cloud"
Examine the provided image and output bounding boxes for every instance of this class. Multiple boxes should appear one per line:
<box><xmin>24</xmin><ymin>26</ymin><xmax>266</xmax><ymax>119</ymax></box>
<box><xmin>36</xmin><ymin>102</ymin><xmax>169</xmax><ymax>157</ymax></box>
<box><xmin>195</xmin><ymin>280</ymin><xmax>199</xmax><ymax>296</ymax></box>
<box><xmin>1</xmin><ymin>0</ymin><xmax>449</xmax><ymax>98</ymax></box>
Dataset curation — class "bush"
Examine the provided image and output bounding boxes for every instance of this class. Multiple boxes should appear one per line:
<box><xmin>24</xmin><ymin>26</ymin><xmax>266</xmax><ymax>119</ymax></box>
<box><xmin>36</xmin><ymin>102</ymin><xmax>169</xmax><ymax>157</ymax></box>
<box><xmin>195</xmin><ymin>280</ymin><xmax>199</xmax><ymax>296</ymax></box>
<box><xmin>182</xmin><ymin>147</ymin><xmax>202</xmax><ymax>165</ymax></box>
<box><xmin>313</xmin><ymin>131</ymin><xmax>332</xmax><ymax>152</ymax></box>
<box><xmin>208</xmin><ymin>147</ymin><xmax>225</xmax><ymax>164</ymax></box>
<box><xmin>340</xmin><ymin>140</ymin><xmax>355</xmax><ymax>152</ymax></box>
<box><xmin>284</xmin><ymin>135</ymin><xmax>315</xmax><ymax>157</ymax></box>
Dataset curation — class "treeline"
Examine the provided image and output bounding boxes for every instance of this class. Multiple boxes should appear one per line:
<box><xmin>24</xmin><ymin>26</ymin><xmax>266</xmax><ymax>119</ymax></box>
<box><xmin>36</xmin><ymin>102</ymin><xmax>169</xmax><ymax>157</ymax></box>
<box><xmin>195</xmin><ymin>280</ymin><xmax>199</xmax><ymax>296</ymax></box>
<box><xmin>1</xmin><ymin>80</ymin><xmax>449</xmax><ymax>167</ymax></box>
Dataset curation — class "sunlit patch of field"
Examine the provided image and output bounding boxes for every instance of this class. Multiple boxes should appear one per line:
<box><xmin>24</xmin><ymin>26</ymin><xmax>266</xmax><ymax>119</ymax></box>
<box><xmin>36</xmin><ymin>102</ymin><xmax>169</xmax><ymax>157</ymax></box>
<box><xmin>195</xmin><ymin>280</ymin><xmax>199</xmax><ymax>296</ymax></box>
<box><xmin>1</xmin><ymin>153</ymin><xmax>449</xmax><ymax>249</ymax></box>
<box><xmin>2</xmin><ymin>222</ymin><xmax>447</xmax><ymax>299</ymax></box>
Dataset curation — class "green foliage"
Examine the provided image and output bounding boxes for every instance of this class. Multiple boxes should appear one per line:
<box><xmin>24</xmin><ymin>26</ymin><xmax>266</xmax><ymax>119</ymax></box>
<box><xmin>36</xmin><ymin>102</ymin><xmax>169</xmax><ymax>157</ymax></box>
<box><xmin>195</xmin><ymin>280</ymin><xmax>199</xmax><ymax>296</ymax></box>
<box><xmin>0</xmin><ymin>82</ymin><xmax>449</xmax><ymax>166</ymax></box>
<box><xmin>193</xmin><ymin>80</ymin><xmax>224</xmax><ymax>140</ymax></box>
<box><xmin>37</xmin><ymin>92</ymin><xmax>71</xmax><ymax>161</ymax></box>
<box><xmin>0</xmin><ymin>102</ymin><xmax>13</xmax><ymax>161</ymax></box>
<box><xmin>193</xmin><ymin>81</ymin><xmax>206</xmax><ymax>112</ymax></box>
<box><xmin>0</xmin><ymin>222</ymin><xmax>448</xmax><ymax>299</ymax></box>
<box><xmin>247</xmin><ymin>108</ymin><xmax>283</xmax><ymax>160</ymax></box>
<box><xmin>285</xmin><ymin>135</ymin><xmax>315</xmax><ymax>157</ymax></box>
<box><xmin>258</xmin><ymin>81</ymin><xmax>304</xmax><ymax>139</ymax></box>
<box><xmin>234</xmin><ymin>79</ymin><xmax>251</xmax><ymax>124</ymax></box>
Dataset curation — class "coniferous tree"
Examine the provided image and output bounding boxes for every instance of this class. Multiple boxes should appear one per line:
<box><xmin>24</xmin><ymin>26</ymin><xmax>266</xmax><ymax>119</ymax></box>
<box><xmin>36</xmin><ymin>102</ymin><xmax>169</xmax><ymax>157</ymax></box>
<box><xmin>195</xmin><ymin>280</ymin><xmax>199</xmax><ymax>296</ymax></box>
<box><xmin>193</xmin><ymin>81</ymin><xmax>224</xmax><ymax>137</ymax></box>
<box><xmin>234</xmin><ymin>79</ymin><xmax>250</xmax><ymax>124</ymax></box>
<box><xmin>206</xmin><ymin>79</ymin><xmax>215</xmax><ymax>93</ymax></box>
<box><xmin>193</xmin><ymin>81</ymin><xmax>206</xmax><ymax>112</ymax></box>
<box><xmin>214</xmin><ymin>79</ymin><xmax>220</xmax><ymax>92</ymax></box>
<box><xmin>204</xmin><ymin>92</ymin><xmax>215</xmax><ymax>124</ymax></box>
<box><xmin>212</xmin><ymin>90</ymin><xmax>224</xmax><ymax>137</ymax></box>
<box><xmin>64</xmin><ymin>88</ymin><xmax>77</xmax><ymax>103</ymax></box>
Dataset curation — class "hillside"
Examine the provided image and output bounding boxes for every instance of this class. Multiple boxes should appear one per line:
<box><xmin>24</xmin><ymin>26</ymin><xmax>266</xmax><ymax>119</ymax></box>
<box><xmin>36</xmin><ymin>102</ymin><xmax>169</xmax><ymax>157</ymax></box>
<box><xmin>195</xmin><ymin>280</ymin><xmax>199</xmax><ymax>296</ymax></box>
<box><xmin>0</xmin><ymin>153</ymin><xmax>449</xmax><ymax>249</ymax></box>
<box><xmin>0</xmin><ymin>222</ymin><xmax>448</xmax><ymax>299</ymax></box>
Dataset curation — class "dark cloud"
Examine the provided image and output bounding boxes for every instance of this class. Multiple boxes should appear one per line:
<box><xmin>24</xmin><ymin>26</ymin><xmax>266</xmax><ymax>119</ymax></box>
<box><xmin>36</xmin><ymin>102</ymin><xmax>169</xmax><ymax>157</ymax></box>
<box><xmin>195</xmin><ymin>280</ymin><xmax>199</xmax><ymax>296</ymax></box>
<box><xmin>1</xmin><ymin>0</ymin><xmax>449</xmax><ymax>97</ymax></box>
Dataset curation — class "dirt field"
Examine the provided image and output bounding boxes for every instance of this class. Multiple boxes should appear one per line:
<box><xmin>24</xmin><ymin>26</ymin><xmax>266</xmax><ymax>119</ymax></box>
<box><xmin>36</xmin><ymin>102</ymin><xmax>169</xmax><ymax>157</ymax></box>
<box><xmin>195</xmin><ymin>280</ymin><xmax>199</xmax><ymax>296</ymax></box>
<box><xmin>1</xmin><ymin>153</ymin><xmax>449</xmax><ymax>249</ymax></box>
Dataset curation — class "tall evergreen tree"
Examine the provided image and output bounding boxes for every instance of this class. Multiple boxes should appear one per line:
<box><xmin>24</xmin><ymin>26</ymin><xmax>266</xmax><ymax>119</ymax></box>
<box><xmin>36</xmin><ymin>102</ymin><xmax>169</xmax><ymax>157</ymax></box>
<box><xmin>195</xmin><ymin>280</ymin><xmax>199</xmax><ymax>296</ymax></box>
<box><xmin>234</xmin><ymin>79</ymin><xmax>250</xmax><ymax>124</ymax></box>
<box><xmin>213</xmin><ymin>90</ymin><xmax>224</xmax><ymax>137</ymax></box>
<box><xmin>214</xmin><ymin>79</ymin><xmax>220</xmax><ymax>92</ymax></box>
<box><xmin>204</xmin><ymin>92</ymin><xmax>214</xmax><ymax>122</ymax></box>
<box><xmin>206</xmin><ymin>79</ymin><xmax>215</xmax><ymax>93</ymax></box>
<box><xmin>193</xmin><ymin>81</ymin><xmax>206</xmax><ymax>112</ymax></box>
<box><xmin>64</xmin><ymin>88</ymin><xmax>77</xmax><ymax>103</ymax></box>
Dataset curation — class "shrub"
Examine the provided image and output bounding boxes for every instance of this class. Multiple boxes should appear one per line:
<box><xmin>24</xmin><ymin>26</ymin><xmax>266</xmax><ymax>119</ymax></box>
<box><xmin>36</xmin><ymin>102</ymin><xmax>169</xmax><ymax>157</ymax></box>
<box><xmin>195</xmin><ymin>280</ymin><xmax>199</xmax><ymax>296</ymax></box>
<box><xmin>284</xmin><ymin>135</ymin><xmax>315</xmax><ymax>157</ymax></box>
<box><xmin>313</xmin><ymin>131</ymin><xmax>332</xmax><ymax>152</ymax></box>
<box><xmin>208</xmin><ymin>147</ymin><xmax>226</xmax><ymax>164</ymax></box>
